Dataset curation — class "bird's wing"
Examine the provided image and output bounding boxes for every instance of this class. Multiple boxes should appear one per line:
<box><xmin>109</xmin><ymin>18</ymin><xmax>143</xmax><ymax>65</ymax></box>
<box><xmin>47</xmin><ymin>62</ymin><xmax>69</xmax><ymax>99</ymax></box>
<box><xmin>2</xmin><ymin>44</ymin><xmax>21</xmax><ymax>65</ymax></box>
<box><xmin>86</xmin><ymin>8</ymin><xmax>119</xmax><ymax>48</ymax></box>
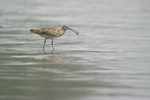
<box><xmin>40</xmin><ymin>27</ymin><xmax>60</xmax><ymax>36</ymax></box>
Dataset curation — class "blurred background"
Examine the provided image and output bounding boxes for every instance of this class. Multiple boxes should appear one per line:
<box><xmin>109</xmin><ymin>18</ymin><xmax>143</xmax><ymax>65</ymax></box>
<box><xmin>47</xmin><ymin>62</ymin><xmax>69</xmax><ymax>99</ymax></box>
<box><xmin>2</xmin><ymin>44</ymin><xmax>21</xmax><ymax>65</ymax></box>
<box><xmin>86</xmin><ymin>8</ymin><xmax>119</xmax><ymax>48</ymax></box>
<box><xmin>0</xmin><ymin>0</ymin><xmax>150</xmax><ymax>100</ymax></box>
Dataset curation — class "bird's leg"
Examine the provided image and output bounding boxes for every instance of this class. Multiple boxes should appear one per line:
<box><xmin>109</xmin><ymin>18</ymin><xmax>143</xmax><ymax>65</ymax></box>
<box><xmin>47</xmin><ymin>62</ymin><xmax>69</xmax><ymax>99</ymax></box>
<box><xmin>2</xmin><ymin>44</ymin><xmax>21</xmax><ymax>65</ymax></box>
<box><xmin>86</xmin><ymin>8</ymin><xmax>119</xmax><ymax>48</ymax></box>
<box><xmin>43</xmin><ymin>38</ymin><xmax>47</xmax><ymax>51</ymax></box>
<box><xmin>51</xmin><ymin>39</ymin><xmax>55</xmax><ymax>51</ymax></box>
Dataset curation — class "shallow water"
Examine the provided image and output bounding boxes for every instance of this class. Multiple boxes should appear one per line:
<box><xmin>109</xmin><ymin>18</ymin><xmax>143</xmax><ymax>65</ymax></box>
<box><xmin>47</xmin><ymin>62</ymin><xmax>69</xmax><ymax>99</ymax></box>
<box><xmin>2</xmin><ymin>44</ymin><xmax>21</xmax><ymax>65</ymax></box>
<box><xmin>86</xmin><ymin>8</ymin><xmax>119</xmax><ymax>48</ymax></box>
<box><xmin>0</xmin><ymin>0</ymin><xmax>150</xmax><ymax>100</ymax></box>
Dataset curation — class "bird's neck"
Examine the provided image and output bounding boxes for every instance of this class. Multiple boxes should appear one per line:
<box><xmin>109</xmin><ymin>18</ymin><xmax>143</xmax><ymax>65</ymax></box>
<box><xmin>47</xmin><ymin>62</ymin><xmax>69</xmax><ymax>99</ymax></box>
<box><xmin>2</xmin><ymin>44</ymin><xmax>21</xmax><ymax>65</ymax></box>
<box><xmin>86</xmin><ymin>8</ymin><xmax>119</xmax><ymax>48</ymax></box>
<box><xmin>60</xmin><ymin>29</ymin><xmax>66</xmax><ymax>35</ymax></box>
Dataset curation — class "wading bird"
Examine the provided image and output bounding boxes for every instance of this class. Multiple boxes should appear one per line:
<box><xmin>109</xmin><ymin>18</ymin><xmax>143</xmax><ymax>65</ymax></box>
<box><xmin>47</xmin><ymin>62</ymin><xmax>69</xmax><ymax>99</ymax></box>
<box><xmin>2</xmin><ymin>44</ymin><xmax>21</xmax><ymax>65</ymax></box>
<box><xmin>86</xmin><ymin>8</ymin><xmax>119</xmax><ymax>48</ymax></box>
<box><xmin>30</xmin><ymin>25</ymin><xmax>79</xmax><ymax>52</ymax></box>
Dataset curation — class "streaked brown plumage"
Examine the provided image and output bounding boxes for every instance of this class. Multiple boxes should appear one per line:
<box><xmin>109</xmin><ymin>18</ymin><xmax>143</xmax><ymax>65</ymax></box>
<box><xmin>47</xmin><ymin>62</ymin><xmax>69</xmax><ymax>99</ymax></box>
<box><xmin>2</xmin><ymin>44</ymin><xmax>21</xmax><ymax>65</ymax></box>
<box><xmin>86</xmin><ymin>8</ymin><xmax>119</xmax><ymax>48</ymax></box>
<box><xmin>30</xmin><ymin>25</ymin><xmax>79</xmax><ymax>52</ymax></box>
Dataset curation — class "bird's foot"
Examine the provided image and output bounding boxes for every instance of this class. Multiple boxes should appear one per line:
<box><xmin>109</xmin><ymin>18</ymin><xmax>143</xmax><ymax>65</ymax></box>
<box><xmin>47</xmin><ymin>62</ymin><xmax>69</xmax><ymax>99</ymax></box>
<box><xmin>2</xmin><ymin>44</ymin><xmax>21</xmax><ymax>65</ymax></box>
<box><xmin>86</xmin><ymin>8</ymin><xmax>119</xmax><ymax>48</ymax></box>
<box><xmin>51</xmin><ymin>49</ymin><xmax>54</xmax><ymax>54</ymax></box>
<box><xmin>42</xmin><ymin>49</ymin><xmax>46</xmax><ymax>54</ymax></box>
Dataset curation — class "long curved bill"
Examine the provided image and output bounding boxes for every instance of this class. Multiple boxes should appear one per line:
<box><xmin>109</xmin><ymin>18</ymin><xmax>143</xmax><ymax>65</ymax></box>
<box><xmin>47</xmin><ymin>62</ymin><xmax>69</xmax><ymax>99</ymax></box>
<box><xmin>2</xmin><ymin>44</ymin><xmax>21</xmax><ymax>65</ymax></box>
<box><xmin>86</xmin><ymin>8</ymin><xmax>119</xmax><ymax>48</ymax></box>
<box><xmin>69</xmin><ymin>28</ymin><xmax>79</xmax><ymax>35</ymax></box>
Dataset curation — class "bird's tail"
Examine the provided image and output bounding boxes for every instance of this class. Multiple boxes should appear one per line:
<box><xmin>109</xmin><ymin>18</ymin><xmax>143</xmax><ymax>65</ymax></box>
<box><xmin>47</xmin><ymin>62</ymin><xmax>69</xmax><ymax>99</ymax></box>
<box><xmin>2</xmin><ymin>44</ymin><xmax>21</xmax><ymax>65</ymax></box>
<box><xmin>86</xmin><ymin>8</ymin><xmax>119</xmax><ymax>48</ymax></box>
<box><xmin>30</xmin><ymin>29</ymin><xmax>39</xmax><ymax>34</ymax></box>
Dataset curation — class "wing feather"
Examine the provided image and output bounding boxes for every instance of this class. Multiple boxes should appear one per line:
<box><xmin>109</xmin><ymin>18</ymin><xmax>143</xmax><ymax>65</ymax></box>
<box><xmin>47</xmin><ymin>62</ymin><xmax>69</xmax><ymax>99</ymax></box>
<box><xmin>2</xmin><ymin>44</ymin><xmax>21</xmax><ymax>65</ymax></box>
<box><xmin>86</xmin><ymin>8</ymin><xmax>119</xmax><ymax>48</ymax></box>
<box><xmin>40</xmin><ymin>27</ymin><xmax>60</xmax><ymax>36</ymax></box>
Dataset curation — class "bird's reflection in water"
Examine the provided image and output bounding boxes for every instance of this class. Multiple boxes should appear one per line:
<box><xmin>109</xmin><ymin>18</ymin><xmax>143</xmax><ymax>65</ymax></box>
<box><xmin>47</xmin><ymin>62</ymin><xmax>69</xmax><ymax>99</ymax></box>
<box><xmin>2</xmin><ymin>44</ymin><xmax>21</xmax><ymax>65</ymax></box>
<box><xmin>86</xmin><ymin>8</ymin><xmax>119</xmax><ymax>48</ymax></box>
<box><xmin>41</xmin><ymin>54</ymin><xmax>68</xmax><ymax>74</ymax></box>
<box><xmin>42</xmin><ymin>54</ymin><xmax>63</xmax><ymax>63</ymax></box>
<box><xmin>43</xmin><ymin>68</ymin><xmax>67</xmax><ymax>74</ymax></box>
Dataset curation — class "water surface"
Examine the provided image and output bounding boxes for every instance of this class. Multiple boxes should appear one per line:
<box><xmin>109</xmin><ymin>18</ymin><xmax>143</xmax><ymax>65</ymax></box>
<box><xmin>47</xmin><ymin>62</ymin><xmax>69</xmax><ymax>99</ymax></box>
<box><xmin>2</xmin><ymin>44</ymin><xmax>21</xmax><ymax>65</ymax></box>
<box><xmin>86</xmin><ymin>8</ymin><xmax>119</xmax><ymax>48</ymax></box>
<box><xmin>0</xmin><ymin>0</ymin><xmax>150</xmax><ymax>100</ymax></box>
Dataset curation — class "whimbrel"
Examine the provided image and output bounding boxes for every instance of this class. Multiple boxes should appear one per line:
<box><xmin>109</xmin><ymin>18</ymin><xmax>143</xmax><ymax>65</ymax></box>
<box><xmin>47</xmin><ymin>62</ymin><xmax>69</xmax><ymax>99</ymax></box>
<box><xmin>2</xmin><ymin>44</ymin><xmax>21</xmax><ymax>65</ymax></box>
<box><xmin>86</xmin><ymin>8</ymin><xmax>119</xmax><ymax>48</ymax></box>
<box><xmin>30</xmin><ymin>25</ymin><xmax>79</xmax><ymax>52</ymax></box>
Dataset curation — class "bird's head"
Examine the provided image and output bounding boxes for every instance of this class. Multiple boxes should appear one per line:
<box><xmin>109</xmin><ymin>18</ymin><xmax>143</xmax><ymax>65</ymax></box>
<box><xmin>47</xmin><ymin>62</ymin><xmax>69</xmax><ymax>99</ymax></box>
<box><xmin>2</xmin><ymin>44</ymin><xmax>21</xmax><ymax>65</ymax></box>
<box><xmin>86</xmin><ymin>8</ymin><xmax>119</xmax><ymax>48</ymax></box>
<box><xmin>62</xmin><ymin>25</ymin><xmax>79</xmax><ymax>35</ymax></box>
